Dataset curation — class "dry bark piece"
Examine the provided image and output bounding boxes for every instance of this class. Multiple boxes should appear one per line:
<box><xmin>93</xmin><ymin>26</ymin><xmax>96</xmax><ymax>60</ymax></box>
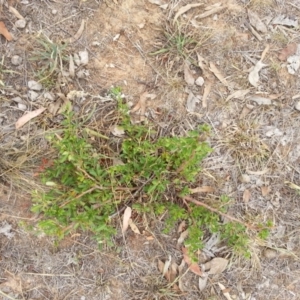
<box><xmin>278</xmin><ymin>43</ymin><xmax>297</xmax><ymax>61</ymax></box>
<box><xmin>15</xmin><ymin>107</ymin><xmax>46</xmax><ymax>129</ymax></box>
<box><xmin>0</xmin><ymin>21</ymin><xmax>13</xmax><ymax>41</ymax></box>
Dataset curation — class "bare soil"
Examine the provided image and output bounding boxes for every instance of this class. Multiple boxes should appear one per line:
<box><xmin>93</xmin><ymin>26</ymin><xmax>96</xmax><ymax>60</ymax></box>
<box><xmin>1</xmin><ymin>0</ymin><xmax>300</xmax><ymax>299</ymax></box>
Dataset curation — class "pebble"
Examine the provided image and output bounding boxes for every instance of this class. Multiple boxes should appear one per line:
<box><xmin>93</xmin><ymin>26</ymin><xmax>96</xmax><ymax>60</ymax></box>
<box><xmin>78</xmin><ymin>50</ymin><xmax>89</xmax><ymax>65</ymax></box>
<box><xmin>15</xmin><ymin>19</ymin><xmax>26</xmax><ymax>29</ymax></box>
<box><xmin>263</xmin><ymin>248</ymin><xmax>278</xmax><ymax>259</ymax></box>
<box><xmin>28</xmin><ymin>80</ymin><xmax>43</xmax><ymax>91</ymax></box>
<box><xmin>18</xmin><ymin>103</ymin><xmax>27</xmax><ymax>110</ymax></box>
<box><xmin>28</xmin><ymin>90</ymin><xmax>39</xmax><ymax>101</ymax></box>
<box><xmin>240</xmin><ymin>174</ymin><xmax>251</xmax><ymax>183</ymax></box>
<box><xmin>11</xmin><ymin>96</ymin><xmax>24</xmax><ymax>103</ymax></box>
<box><xmin>195</xmin><ymin>76</ymin><xmax>204</xmax><ymax>86</ymax></box>
<box><xmin>43</xmin><ymin>92</ymin><xmax>55</xmax><ymax>101</ymax></box>
<box><xmin>52</xmin><ymin>9</ymin><xmax>58</xmax><ymax>15</ymax></box>
<box><xmin>295</xmin><ymin>101</ymin><xmax>300</xmax><ymax>111</ymax></box>
<box><xmin>11</xmin><ymin>55</ymin><xmax>22</xmax><ymax>66</ymax></box>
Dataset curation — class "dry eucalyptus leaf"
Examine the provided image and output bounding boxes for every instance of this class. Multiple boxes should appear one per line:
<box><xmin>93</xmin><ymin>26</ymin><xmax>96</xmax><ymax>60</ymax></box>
<box><xmin>243</xmin><ymin>189</ymin><xmax>251</xmax><ymax>203</ymax></box>
<box><xmin>15</xmin><ymin>107</ymin><xmax>46</xmax><ymax>129</ymax></box>
<box><xmin>218</xmin><ymin>282</ymin><xmax>233</xmax><ymax>300</ymax></box>
<box><xmin>248</xmin><ymin>95</ymin><xmax>272</xmax><ymax>105</ymax></box>
<box><xmin>0</xmin><ymin>21</ymin><xmax>13</xmax><ymax>41</ymax></box>
<box><xmin>186</xmin><ymin>91</ymin><xmax>200</xmax><ymax>112</ymax></box>
<box><xmin>68</xmin><ymin>19</ymin><xmax>85</xmax><ymax>43</ymax></box>
<box><xmin>209</xmin><ymin>62</ymin><xmax>228</xmax><ymax>87</ymax></box>
<box><xmin>248</xmin><ymin>60</ymin><xmax>267</xmax><ymax>87</ymax></box>
<box><xmin>190</xmin><ymin>186</ymin><xmax>214</xmax><ymax>194</ymax></box>
<box><xmin>9</xmin><ymin>6</ymin><xmax>25</xmax><ymax>19</ymax></box>
<box><xmin>272</xmin><ymin>15</ymin><xmax>298</xmax><ymax>27</ymax></box>
<box><xmin>195</xmin><ymin>5</ymin><xmax>225</xmax><ymax>19</ymax></box>
<box><xmin>199</xmin><ymin>274</ymin><xmax>208</xmax><ymax>291</ymax></box>
<box><xmin>225</xmin><ymin>89</ymin><xmax>250</xmax><ymax>102</ymax></box>
<box><xmin>278</xmin><ymin>43</ymin><xmax>297</xmax><ymax>61</ymax></box>
<box><xmin>177</xmin><ymin>229</ymin><xmax>189</xmax><ymax>245</ymax></box>
<box><xmin>205</xmin><ymin>257</ymin><xmax>228</xmax><ymax>275</ymax></box>
<box><xmin>184</xmin><ymin>61</ymin><xmax>195</xmax><ymax>85</ymax></box>
<box><xmin>202</xmin><ymin>80</ymin><xmax>212</xmax><ymax>108</ymax></box>
<box><xmin>69</xmin><ymin>54</ymin><xmax>75</xmax><ymax>78</ymax></box>
<box><xmin>173</xmin><ymin>3</ymin><xmax>204</xmax><ymax>24</ymax></box>
<box><xmin>182</xmin><ymin>247</ymin><xmax>203</xmax><ymax>276</ymax></box>
<box><xmin>122</xmin><ymin>206</ymin><xmax>132</xmax><ymax>233</ymax></box>
<box><xmin>248</xmin><ymin>10</ymin><xmax>268</xmax><ymax>33</ymax></box>
<box><xmin>261</xmin><ymin>186</ymin><xmax>270</xmax><ymax>197</ymax></box>
<box><xmin>246</xmin><ymin>168</ymin><xmax>269</xmax><ymax>175</ymax></box>
<box><xmin>128</xmin><ymin>218</ymin><xmax>141</xmax><ymax>234</ymax></box>
<box><xmin>177</xmin><ymin>221</ymin><xmax>186</xmax><ymax>233</ymax></box>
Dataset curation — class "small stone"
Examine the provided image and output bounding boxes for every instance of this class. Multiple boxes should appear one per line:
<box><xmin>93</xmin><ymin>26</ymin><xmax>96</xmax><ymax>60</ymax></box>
<box><xmin>295</xmin><ymin>101</ymin><xmax>300</xmax><ymax>111</ymax></box>
<box><xmin>43</xmin><ymin>92</ymin><xmax>55</xmax><ymax>101</ymax></box>
<box><xmin>28</xmin><ymin>80</ymin><xmax>43</xmax><ymax>91</ymax></box>
<box><xmin>52</xmin><ymin>9</ymin><xmax>58</xmax><ymax>15</ymax></box>
<box><xmin>11</xmin><ymin>96</ymin><xmax>23</xmax><ymax>103</ymax></box>
<box><xmin>15</xmin><ymin>19</ymin><xmax>27</xmax><ymax>29</ymax></box>
<box><xmin>18</xmin><ymin>103</ymin><xmax>27</xmax><ymax>110</ymax></box>
<box><xmin>28</xmin><ymin>90</ymin><xmax>39</xmax><ymax>101</ymax></box>
<box><xmin>240</xmin><ymin>174</ymin><xmax>251</xmax><ymax>183</ymax></box>
<box><xmin>11</xmin><ymin>55</ymin><xmax>22</xmax><ymax>66</ymax></box>
<box><xmin>195</xmin><ymin>76</ymin><xmax>205</xmax><ymax>86</ymax></box>
<box><xmin>78</xmin><ymin>50</ymin><xmax>89</xmax><ymax>65</ymax></box>
<box><xmin>263</xmin><ymin>248</ymin><xmax>278</xmax><ymax>259</ymax></box>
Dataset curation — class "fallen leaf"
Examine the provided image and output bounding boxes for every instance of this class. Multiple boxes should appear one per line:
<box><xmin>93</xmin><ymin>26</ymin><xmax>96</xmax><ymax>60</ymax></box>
<box><xmin>202</xmin><ymin>80</ymin><xmax>212</xmax><ymax>108</ymax></box>
<box><xmin>0</xmin><ymin>21</ymin><xmax>13</xmax><ymax>41</ymax></box>
<box><xmin>261</xmin><ymin>186</ymin><xmax>270</xmax><ymax>197</ymax></box>
<box><xmin>278</xmin><ymin>43</ymin><xmax>297</xmax><ymax>61</ymax></box>
<box><xmin>177</xmin><ymin>221</ymin><xmax>186</xmax><ymax>233</ymax></box>
<box><xmin>122</xmin><ymin>206</ymin><xmax>132</xmax><ymax>233</ymax></box>
<box><xmin>163</xmin><ymin>255</ymin><xmax>172</xmax><ymax>277</ymax></box>
<box><xmin>186</xmin><ymin>91</ymin><xmax>200</xmax><ymax>112</ymax></box>
<box><xmin>218</xmin><ymin>282</ymin><xmax>233</xmax><ymax>300</ymax></box>
<box><xmin>199</xmin><ymin>274</ymin><xmax>208</xmax><ymax>291</ymax></box>
<box><xmin>128</xmin><ymin>218</ymin><xmax>141</xmax><ymax>234</ymax></box>
<box><xmin>248</xmin><ymin>95</ymin><xmax>272</xmax><ymax>105</ymax></box>
<box><xmin>182</xmin><ymin>247</ymin><xmax>203</xmax><ymax>276</ymax></box>
<box><xmin>190</xmin><ymin>186</ymin><xmax>214</xmax><ymax>194</ymax></box>
<box><xmin>48</xmin><ymin>99</ymin><xmax>63</xmax><ymax>115</ymax></box>
<box><xmin>178</xmin><ymin>259</ymin><xmax>186</xmax><ymax>291</ymax></box>
<box><xmin>243</xmin><ymin>189</ymin><xmax>251</xmax><ymax>203</ymax></box>
<box><xmin>246</xmin><ymin>168</ymin><xmax>269</xmax><ymax>175</ymax></box>
<box><xmin>67</xmin><ymin>19</ymin><xmax>85</xmax><ymax>43</ymax></box>
<box><xmin>285</xmin><ymin>181</ymin><xmax>300</xmax><ymax>190</ymax></box>
<box><xmin>148</xmin><ymin>0</ymin><xmax>164</xmax><ymax>4</ymax></box>
<box><xmin>195</xmin><ymin>5</ymin><xmax>225</xmax><ymax>19</ymax></box>
<box><xmin>272</xmin><ymin>15</ymin><xmax>298</xmax><ymax>27</ymax></box>
<box><xmin>184</xmin><ymin>61</ymin><xmax>195</xmax><ymax>85</ymax></box>
<box><xmin>9</xmin><ymin>6</ymin><xmax>25</xmax><ymax>19</ymax></box>
<box><xmin>225</xmin><ymin>89</ymin><xmax>250</xmax><ymax>102</ymax></box>
<box><xmin>248</xmin><ymin>60</ymin><xmax>267</xmax><ymax>87</ymax></box>
<box><xmin>205</xmin><ymin>257</ymin><xmax>228</xmax><ymax>274</ymax></box>
<box><xmin>173</xmin><ymin>3</ymin><xmax>204</xmax><ymax>24</ymax></box>
<box><xmin>209</xmin><ymin>62</ymin><xmax>228</xmax><ymax>87</ymax></box>
<box><xmin>177</xmin><ymin>229</ymin><xmax>189</xmax><ymax>245</ymax></box>
<box><xmin>69</xmin><ymin>54</ymin><xmax>75</xmax><ymax>78</ymax></box>
<box><xmin>15</xmin><ymin>107</ymin><xmax>46</xmax><ymax>129</ymax></box>
<box><xmin>248</xmin><ymin>10</ymin><xmax>268</xmax><ymax>33</ymax></box>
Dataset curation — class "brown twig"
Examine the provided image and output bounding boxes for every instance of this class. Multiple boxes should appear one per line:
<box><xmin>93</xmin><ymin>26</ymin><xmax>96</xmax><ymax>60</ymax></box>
<box><xmin>182</xmin><ymin>195</ymin><xmax>258</xmax><ymax>230</ymax></box>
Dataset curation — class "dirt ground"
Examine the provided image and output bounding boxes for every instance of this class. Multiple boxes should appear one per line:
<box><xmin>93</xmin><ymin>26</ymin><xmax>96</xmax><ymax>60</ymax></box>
<box><xmin>1</xmin><ymin>0</ymin><xmax>300</xmax><ymax>299</ymax></box>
